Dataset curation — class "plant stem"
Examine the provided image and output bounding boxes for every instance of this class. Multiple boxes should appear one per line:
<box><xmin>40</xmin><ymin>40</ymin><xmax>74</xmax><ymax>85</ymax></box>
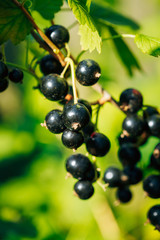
<box><xmin>68</xmin><ymin>21</ymin><xmax>78</xmax><ymax>30</ymax></box>
<box><xmin>6</xmin><ymin>62</ymin><xmax>41</xmax><ymax>83</ymax></box>
<box><xmin>12</xmin><ymin>0</ymin><xmax>65</xmax><ymax>66</ymax></box>
<box><xmin>65</xmin><ymin>57</ymin><xmax>78</xmax><ymax>104</ymax></box>
<box><xmin>103</xmin><ymin>33</ymin><xmax>135</xmax><ymax>42</ymax></box>
<box><xmin>1</xmin><ymin>44</ymin><xmax>6</xmax><ymax>63</ymax></box>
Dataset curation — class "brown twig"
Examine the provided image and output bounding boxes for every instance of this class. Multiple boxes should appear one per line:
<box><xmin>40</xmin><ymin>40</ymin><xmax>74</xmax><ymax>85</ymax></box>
<box><xmin>12</xmin><ymin>0</ymin><xmax>65</xmax><ymax>66</ymax></box>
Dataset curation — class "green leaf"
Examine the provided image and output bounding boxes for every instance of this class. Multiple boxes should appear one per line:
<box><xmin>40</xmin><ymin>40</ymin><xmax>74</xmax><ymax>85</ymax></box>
<box><xmin>108</xmin><ymin>27</ymin><xmax>141</xmax><ymax>76</ymax></box>
<box><xmin>90</xmin><ymin>2</ymin><xmax>140</xmax><ymax>30</ymax></box>
<box><xmin>68</xmin><ymin>0</ymin><xmax>102</xmax><ymax>53</ymax></box>
<box><xmin>0</xmin><ymin>0</ymin><xmax>32</xmax><ymax>45</ymax></box>
<box><xmin>135</xmin><ymin>34</ymin><xmax>160</xmax><ymax>57</ymax></box>
<box><xmin>33</xmin><ymin>0</ymin><xmax>63</xmax><ymax>20</ymax></box>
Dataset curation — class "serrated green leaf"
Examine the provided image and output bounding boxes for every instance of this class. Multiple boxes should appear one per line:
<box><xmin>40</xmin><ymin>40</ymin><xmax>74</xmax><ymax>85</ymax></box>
<box><xmin>90</xmin><ymin>2</ymin><xmax>140</xmax><ymax>30</ymax></box>
<box><xmin>108</xmin><ymin>27</ymin><xmax>141</xmax><ymax>76</ymax></box>
<box><xmin>135</xmin><ymin>34</ymin><xmax>160</xmax><ymax>57</ymax></box>
<box><xmin>0</xmin><ymin>0</ymin><xmax>32</xmax><ymax>45</ymax></box>
<box><xmin>33</xmin><ymin>0</ymin><xmax>63</xmax><ymax>20</ymax></box>
<box><xmin>68</xmin><ymin>0</ymin><xmax>102</xmax><ymax>53</ymax></box>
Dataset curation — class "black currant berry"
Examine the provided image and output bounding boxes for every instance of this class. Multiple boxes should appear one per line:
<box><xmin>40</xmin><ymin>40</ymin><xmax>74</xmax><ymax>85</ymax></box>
<box><xmin>103</xmin><ymin>167</ymin><xmax>124</xmax><ymax>188</ymax></box>
<box><xmin>76</xmin><ymin>59</ymin><xmax>101</xmax><ymax>86</ymax></box>
<box><xmin>45</xmin><ymin>25</ymin><xmax>69</xmax><ymax>49</ymax></box>
<box><xmin>143</xmin><ymin>175</ymin><xmax>160</xmax><ymax>198</ymax></box>
<box><xmin>63</xmin><ymin>103</ymin><xmax>90</xmax><ymax>131</ymax></box>
<box><xmin>39</xmin><ymin>55</ymin><xmax>63</xmax><ymax>75</ymax></box>
<box><xmin>147</xmin><ymin>205</ymin><xmax>160</xmax><ymax>230</ymax></box>
<box><xmin>143</xmin><ymin>106</ymin><xmax>159</xmax><ymax>119</ymax></box>
<box><xmin>82</xmin><ymin>121</ymin><xmax>95</xmax><ymax>141</ymax></box>
<box><xmin>147</xmin><ymin>114</ymin><xmax>160</xmax><ymax>138</ymax></box>
<box><xmin>41</xmin><ymin>74</ymin><xmax>68</xmax><ymax>101</ymax></box>
<box><xmin>119</xmin><ymin>88</ymin><xmax>143</xmax><ymax>114</ymax></box>
<box><xmin>150</xmin><ymin>154</ymin><xmax>160</xmax><ymax>171</ymax></box>
<box><xmin>64</xmin><ymin>99</ymin><xmax>92</xmax><ymax>116</ymax></box>
<box><xmin>118</xmin><ymin>133</ymin><xmax>137</xmax><ymax>146</ymax></box>
<box><xmin>86</xmin><ymin>132</ymin><xmax>110</xmax><ymax>157</ymax></box>
<box><xmin>62</xmin><ymin>129</ymin><xmax>84</xmax><ymax>149</ymax></box>
<box><xmin>0</xmin><ymin>78</ymin><xmax>9</xmax><ymax>92</ymax></box>
<box><xmin>116</xmin><ymin>187</ymin><xmax>132</xmax><ymax>203</ymax></box>
<box><xmin>122</xmin><ymin>115</ymin><xmax>147</xmax><ymax>137</ymax></box>
<box><xmin>45</xmin><ymin>109</ymin><xmax>65</xmax><ymax>134</ymax></box>
<box><xmin>9</xmin><ymin>68</ymin><xmax>23</xmax><ymax>83</ymax></box>
<box><xmin>66</xmin><ymin>154</ymin><xmax>94</xmax><ymax>180</ymax></box>
<box><xmin>74</xmin><ymin>180</ymin><xmax>94</xmax><ymax>200</ymax></box>
<box><xmin>0</xmin><ymin>61</ymin><xmax>8</xmax><ymax>79</ymax></box>
<box><xmin>118</xmin><ymin>144</ymin><xmax>141</xmax><ymax>166</ymax></box>
<box><xmin>123</xmin><ymin>166</ymin><xmax>143</xmax><ymax>185</ymax></box>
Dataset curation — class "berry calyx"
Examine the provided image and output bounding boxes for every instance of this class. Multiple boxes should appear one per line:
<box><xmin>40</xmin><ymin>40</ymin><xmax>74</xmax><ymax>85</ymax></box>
<box><xmin>9</xmin><ymin>68</ymin><xmax>23</xmax><ymax>83</ymax></box>
<box><xmin>45</xmin><ymin>109</ymin><xmax>65</xmax><ymax>134</ymax></box>
<box><xmin>63</xmin><ymin>103</ymin><xmax>90</xmax><ymax>131</ymax></box>
<box><xmin>74</xmin><ymin>180</ymin><xmax>94</xmax><ymax>200</ymax></box>
<box><xmin>76</xmin><ymin>59</ymin><xmax>101</xmax><ymax>86</ymax></box>
<box><xmin>41</xmin><ymin>74</ymin><xmax>68</xmax><ymax>101</ymax></box>
<box><xmin>62</xmin><ymin>129</ymin><xmax>84</xmax><ymax>149</ymax></box>
<box><xmin>39</xmin><ymin>55</ymin><xmax>63</xmax><ymax>75</ymax></box>
<box><xmin>86</xmin><ymin>132</ymin><xmax>110</xmax><ymax>157</ymax></box>
<box><xmin>45</xmin><ymin>25</ymin><xmax>69</xmax><ymax>49</ymax></box>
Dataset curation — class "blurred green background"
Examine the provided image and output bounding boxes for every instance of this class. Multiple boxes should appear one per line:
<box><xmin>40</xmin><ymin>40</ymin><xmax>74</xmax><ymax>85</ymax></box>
<box><xmin>0</xmin><ymin>0</ymin><xmax>160</xmax><ymax>239</ymax></box>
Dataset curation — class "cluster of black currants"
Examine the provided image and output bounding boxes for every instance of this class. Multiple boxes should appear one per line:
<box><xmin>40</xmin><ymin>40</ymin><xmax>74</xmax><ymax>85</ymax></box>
<box><xmin>103</xmin><ymin>88</ymin><xmax>160</xmax><ymax>230</ymax></box>
<box><xmin>0</xmin><ymin>56</ymin><xmax>24</xmax><ymax>92</ymax></box>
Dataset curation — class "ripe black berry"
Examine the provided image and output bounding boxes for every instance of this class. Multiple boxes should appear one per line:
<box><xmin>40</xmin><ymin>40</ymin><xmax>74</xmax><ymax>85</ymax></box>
<box><xmin>122</xmin><ymin>115</ymin><xmax>147</xmax><ymax>137</ymax></box>
<box><xmin>82</xmin><ymin>121</ymin><xmax>95</xmax><ymax>141</ymax></box>
<box><xmin>147</xmin><ymin>114</ymin><xmax>160</xmax><ymax>138</ymax></box>
<box><xmin>118</xmin><ymin>133</ymin><xmax>137</xmax><ymax>146</ymax></box>
<box><xmin>63</xmin><ymin>103</ymin><xmax>90</xmax><ymax>131</ymax></box>
<box><xmin>66</xmin><ymin>154</ymin><xmax>95</xmax><ymax>180</ymax></box>
<box><xmin>74</xmin><ymin>180</ymin><xmax>94</xmax><ymax>200</ymax></box>
<box><xmin>143</xmin><ymin>106</ymin><xmax>159</xmax><ymax>119</ymax></box>
<box><xmin>123</xmin><ymin>166</ymin><xmax>143</xmax><ymax>185</ymax></box>
<box><xmin>39</xmin><ymin>55</ymin><xmax>63</xmax><ymax>75</ymax></box>
<box><xmin>86</xmin><ymin>132</ymin><xmax>110</xmax><ymax>157</ymax></box>
<box><xmin>119</xmin><ymin>88</ymin><xmax>143</xmax><ymax>114</ymax></box>
<box><xmin>64</xmin><ymin>99</ymin><xmax>92</xmax><ymax>116</ymax></box>
<box><xmin>116</xmin><ymin>187</ymin><xmax>132</xmax><ymax>203</ymax></box>
<box><xmin>143</xmin><ymin>175</ymin><xmax>160</xmax><ymax>198</ymax></box>
<box><xmin>0</xmin><ymin>78</ymin><xmax>9</xmax><ymax>92</ymax></box>
<box><xmin>103</xmin><ymin>167</ymin><xmax>124</xmax><ymax>187</ymax></box>
<box><xmin>45</xmin><ymin>25</ymin><xmax>69</xmax><ymax>49</ymax></box>
<box><xmin>45</xmin><ymin>109</ymin><xmax>65</xmax><ymax>134</ymax></box>
<box><xmin>118</xmin><ymin>144</ymin><xmax>141</xmax><ymax>166</ymax></box>
<box><xmin>41</xmin><ymin>74</ymin><xmax>68</xmax><ymax>101</ymax></box>
<box><xmin>76</xmin><ymin>59</ymin><xmax>101</xmax><ymax>86</ymax></box>
<box><xmin>0</xmin><ymin>61</ymin><xmax>8</xmax><ymax>79</ymax></box>
<box><xmin>147</xmin><ymin>205</ymin><xmax>160</xmax><ymax>230</ymax></box>
<box><xmin>62</xmin><ymin>129</ymin><xmax>84</xmax><ymax>149</ymax></box>
<box><xmin>9</xmin><ymin>68</ymin><xmax>23</xmax><ymax>83</ymax></box>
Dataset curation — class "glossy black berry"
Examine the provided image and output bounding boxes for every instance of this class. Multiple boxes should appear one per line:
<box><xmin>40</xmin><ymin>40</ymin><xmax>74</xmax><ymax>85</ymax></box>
<box><xmin>62</xmin><ymin>129</ymin><xmax>84</xmax><ymax>149</ymax></box>
<box><xmin>122</xmin><ymin>115</ymin><xmax>147</xmax><ymax>137</ymax></box>
<box><xmin>147</xmin><ymin>114</ymin><xmax>160</xmax><ymax>138</ymax></box>
<box><xmin>86</xmin><ymin>132</ymin><xmax>110</xmax><ymax>157</ymax></box>
<box><xmin>143</xmin><ymin>175</ymin><xmax>160</xmax><ymax>198</ymax></box>
<box><xmin>116</xmin><ymin>187</ymin><xmax>132</xmax><ymax>203</ymax></box>
<box><xmin>143</xmin><ymin>106</ymin><xmax>159</xmax><ymax>119</ymax></box>
<box><xmin>45</xmin><ymin>109</ymin><xmax>65</xmax><ymax>134</ymax></box>
<box><xmin>119</xmin><ymin>88</ymin><xmax>143</xmax><ymax>114</ymax></box>
<box><xmin>74</xmin><ymin>180</ymin><xmax>94</xmax><ymax>200</ymax></box>
<box><xmin>147</xmin><ymin>205</ymin><xmax>160</xmax><ymax>230</ymax></box>
<box><xmin>0</xmin><ymin>61</ymin><xmax>8</xmax><ymax>79</ymax></box>
<box><xmin>64</xmin><ymin>99</ymin><xmax>92</xmax><ymax>116</ymax></box>
<box><xmin>118</xmin><ymin>133</ymin><xmax>137</xmax><ymax>146</ymax></box>
<box><xmin>63</xmin><ymin>103</ymin><xmax>90</xmax><ymax>131</ymax></box>
<box><xmin>82</xmin><ymin>121</ymin><xmax>95</xmax><ymax>141</ymax></box>
<box><xmin>150</xmin><ymin>154</ymin><xmax>160</xmax><ymax>171</ymax></box>
<box><xmin>118</xmin><ymin>144</ymin><xmax>141</xmax><ymax>166</ymax></box>
<box><xmin>39</xmin><ymin>55</ymin><xmax>63</xmax><ymax>75</ymax></box>
<box><xmin>66</xmin><ymin>154</ymin><xmax>95</xmax><ymax>180</ymax></box>
<box><xmin>103</xmin><ymin>167</ymin><xmax>124</xmax><ymax>188</ymax></box>
<box><xmin>76</xmin><ymin>59</ymin><xmax>101</xmax><ymax>86</ymax></box>
<box><xmin>45</xmin><ymin>25</ymin><xmax>69</xmax><ymax>49</ymax></box>
<box><xmin>123</xmin><ymin>166</ymin><xmax>143</xmax><ymax>185</ymax></box>
<box><xmin>41</xmin><ymin>74</ymin><xmax>68</xmax><ymax>101</ymax></box>
<box><xmin>9</xmin><ymin>68</ymin><xmax>23</xmax><ymax>83</ymax></box>
<box><xmin>0</xmin><ymin>78</ymin><xmax>9</xmax><ymax>92</ymax></box>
